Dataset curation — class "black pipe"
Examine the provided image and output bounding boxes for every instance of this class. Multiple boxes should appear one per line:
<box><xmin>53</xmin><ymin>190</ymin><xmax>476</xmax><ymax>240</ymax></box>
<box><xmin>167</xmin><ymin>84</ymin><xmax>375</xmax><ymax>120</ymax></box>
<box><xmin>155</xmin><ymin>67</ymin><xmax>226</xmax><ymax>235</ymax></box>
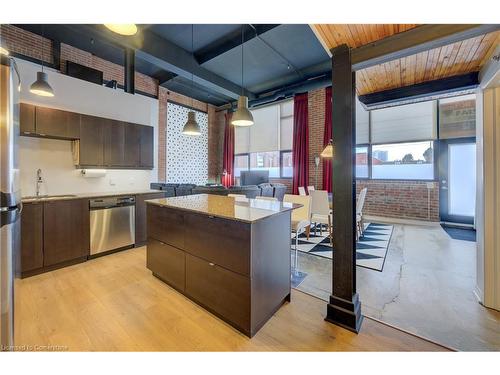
<box><xmin>124</xmin><ymin>49</ymin><xmax>135</xmax><ymax>94</ymax></box>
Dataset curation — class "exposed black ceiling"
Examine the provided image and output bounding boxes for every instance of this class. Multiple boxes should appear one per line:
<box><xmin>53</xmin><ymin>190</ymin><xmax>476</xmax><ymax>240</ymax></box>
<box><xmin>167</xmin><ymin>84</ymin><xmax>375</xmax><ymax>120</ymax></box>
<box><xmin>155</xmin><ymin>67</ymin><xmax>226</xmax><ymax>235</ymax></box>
<box><xmin>13</xmin><ymin>24</ymin><xmax>330</xmax><ymax>106</ymax></box>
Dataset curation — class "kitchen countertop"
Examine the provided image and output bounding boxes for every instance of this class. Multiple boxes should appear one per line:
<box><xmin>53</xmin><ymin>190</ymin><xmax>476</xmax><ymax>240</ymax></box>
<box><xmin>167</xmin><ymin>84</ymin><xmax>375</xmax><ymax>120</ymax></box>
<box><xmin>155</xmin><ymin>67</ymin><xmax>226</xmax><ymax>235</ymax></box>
<box><xmin>21</xmin><ymin>189</ymin><xmax>163</xmax><ymax>203</ymax></box>
<box><xmin>145</xmin><ymin>194</ymin><xmax>301</xmax><ymax>223</ymax></box>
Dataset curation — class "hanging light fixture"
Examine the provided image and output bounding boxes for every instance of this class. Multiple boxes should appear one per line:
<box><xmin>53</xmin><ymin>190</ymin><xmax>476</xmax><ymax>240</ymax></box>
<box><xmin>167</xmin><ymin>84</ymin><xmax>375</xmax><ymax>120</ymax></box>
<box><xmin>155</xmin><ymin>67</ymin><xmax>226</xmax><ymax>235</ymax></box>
<box><xmin>231</xmin><ymin>25</ymin><xmax>254</xmax><ymax>127</ymax></box>
<box><xmin>30</xmin><ymin>26</ymin><xmax>54</xmax><ymax>97</ymax></box>
<box><xmin>104</xmin><ymin>24</ymin><xmax>138</xmax><ymax>36</ymax></box>
<box><xmin>182</xmin><ymin>24</ymin><xmax>201</xmax><ymax>136</ymax></box>
<box><xmin>321</xmin><ymin>139</ymin><xmax>333</xmax><ymax>158</ymax></box>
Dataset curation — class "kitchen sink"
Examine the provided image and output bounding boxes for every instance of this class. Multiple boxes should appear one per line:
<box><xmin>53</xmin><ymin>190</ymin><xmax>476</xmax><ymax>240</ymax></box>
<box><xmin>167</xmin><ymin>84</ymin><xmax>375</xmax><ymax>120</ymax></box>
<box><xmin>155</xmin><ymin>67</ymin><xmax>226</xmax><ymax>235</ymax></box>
<box><xmin>23</xmin><ymin>194</ymin><xmax>78</xmax><ymax>200</ymax></box>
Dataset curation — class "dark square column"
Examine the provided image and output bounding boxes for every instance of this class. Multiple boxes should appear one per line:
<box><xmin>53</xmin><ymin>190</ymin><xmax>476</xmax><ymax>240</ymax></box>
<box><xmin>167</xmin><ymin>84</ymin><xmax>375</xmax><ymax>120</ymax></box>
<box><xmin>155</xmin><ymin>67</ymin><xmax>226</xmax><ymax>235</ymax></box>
<box><xmin>325</xmin><ymin>44</ymin><xmax>363</xmax><ymax>333</ymax></box>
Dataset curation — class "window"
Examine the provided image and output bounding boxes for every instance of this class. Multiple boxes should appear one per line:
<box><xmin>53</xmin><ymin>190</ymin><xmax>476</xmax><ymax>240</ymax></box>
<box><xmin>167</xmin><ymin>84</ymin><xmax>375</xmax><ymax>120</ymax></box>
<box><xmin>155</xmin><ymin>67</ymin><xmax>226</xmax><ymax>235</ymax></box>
<box><xmin>438</xmin><ymin>94</ymin><xmax>476</xmax><ymax>139</ymax></box>
<box><xmin>249</xmin><ymin>151</ymin><xmax>280</xmax><ymax>178</ymax></box>
<box><xmin>356</xmin><ymin>146</ymin><xmax>369</xmax><ymax>178</ymax></box>
<box><xmin>234</xmin><ymin>100</ymin><xmax>294</xmax><ymax>179</ymax></box>
<box><xmin>371</xmin><ymin>141</ymin><xmax>434</xmax><ymax>180</ymax></box>
<box><xmin>234</xmin><ymin>154</ymin><xmax>249</xmax><ymax>178</ymax></box>
<box><xmin>281</xmin><ymin>151</ymin><xmax>293</xmax><ymax>178</ymax></box>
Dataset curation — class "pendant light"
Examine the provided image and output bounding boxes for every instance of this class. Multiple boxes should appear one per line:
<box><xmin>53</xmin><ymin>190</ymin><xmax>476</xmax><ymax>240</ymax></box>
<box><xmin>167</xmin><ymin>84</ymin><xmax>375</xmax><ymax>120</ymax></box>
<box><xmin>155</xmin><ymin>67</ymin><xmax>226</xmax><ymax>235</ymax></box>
<box><xmin>231</xmin><ymin>25</ymin><xmax>254</xmax><ymax>127</ymax></box>
<box><xmin>321</xmin><ymin>139</ymin><xmax>333</xmax><ymax>158</ymax></box>
<box><xmin>182</xmin><ymin>24</ymin><xmax>201</xmax><ymax>136</ymax></box>
<box><xmin>104</xmin><ymin>24</ymin><xmax>138</xmax><ymax>36</ymax></box>
<box><xmin>30</xmin><ymin>26</ymin><xmax>54</xmax><ymax>97</ymax></box>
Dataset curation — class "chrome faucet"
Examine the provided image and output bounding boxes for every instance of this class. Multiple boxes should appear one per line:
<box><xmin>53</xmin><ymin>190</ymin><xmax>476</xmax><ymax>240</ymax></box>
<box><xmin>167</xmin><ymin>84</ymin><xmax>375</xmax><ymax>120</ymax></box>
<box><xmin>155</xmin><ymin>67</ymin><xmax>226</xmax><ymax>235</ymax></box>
<box><xmin>36</xmin><ymin>169</ymin><xmax>43</xmax><ymax>197</ymax></box>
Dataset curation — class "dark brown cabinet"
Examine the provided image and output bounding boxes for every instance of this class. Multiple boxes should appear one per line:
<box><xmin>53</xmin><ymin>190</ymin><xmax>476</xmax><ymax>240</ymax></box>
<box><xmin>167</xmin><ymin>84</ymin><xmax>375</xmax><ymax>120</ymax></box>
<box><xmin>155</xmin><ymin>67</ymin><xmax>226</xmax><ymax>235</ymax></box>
<box><xmin>124</xmin><ymin>122</ymin><xmax>141</xmax><ymax>167</ymax></box>
<box><xmin>35</xmin><ymin>106</ymin><xmax>80</xmax><ymax>139</ymax></box>
<box><xmin>147</xmin><ymin>239</ymin><xmax>185</xmax><ymax>292</ymax></box>
<box><xmin>135</xmin><ymin>192</ymin><xmax>166</xmax><ymax>245</ymax></box>
<box><xmin>43</xmin><ymin>199</ymin><xmax>90</xmax><ymax>267</ymax></box>
<box><xmin>20</xmin><ymin>202</ymin><xmax>44</xmax><ymax>273</ymax></box>
<box><xmin>103</xmin><ymin>119</ymin><xmax>125</xmax><ymax>167</ymax></box>
<box><xmin>140</xmin><ymin>125</ymin><xmax>154</xmax><ymax>168</ymax></box>
<box><xmin>79</xmin><ymin>115</ymin><xmax>104</xmax><ymax>167</ymax></box>
<box><xmin>20</xmin><ymin>103</ymin><xmax>36</xmax><ymax>134</ymax></box>
<box><xmin>20</xmin><ymin>104</ymin><xmax>154</xmax><ymax>169</ymax></box>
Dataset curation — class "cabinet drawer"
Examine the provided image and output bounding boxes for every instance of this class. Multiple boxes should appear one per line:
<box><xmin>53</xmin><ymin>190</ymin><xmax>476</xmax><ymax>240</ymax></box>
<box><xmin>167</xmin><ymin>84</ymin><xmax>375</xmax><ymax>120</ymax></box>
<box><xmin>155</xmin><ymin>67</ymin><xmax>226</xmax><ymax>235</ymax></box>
<box><xmin>184</xmin><ymin>213</ymin><xmax>250</xmax><ymax>276</ymax></box>
<box><xmin>147</xmin><ymin>204</ymin><xmax>185</xmax><ymax>249</ymax></box>
<box><xmin>147</xmin><ymin>239</ymin><xmax>185</xmax><ymax>292</ymax></box>
<box><xmin>185</xmin><ymin>253</ymin><xmax>250</xmax><ymax>331</ymax></box>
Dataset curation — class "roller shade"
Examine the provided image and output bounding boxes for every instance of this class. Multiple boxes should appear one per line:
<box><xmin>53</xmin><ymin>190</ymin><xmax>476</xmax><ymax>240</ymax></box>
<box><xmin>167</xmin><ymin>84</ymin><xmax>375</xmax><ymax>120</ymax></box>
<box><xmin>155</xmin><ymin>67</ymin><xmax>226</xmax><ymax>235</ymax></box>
<box><xmin>356</xmin><ymin>97</ymin><xmax>369</xmax><ymax>144</ymax></box>
<box><xmin>234</xmin><ymin>100</ymin><xmax>293</xmax><ymax>154</ymax></box>
<box><xmin>371</xmin><ymin>100</ymin><xmax>437</xmax><ymax>144</ymax></box>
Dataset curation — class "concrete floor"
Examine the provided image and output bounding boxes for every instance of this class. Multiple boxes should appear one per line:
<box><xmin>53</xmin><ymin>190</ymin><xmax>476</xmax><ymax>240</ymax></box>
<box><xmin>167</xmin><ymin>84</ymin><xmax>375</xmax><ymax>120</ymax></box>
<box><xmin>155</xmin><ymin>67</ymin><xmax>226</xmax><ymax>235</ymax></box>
<box><xmin>295</xmin><ymin>222</ymin><xmax>500</xmax><ymax>351</ymax></box>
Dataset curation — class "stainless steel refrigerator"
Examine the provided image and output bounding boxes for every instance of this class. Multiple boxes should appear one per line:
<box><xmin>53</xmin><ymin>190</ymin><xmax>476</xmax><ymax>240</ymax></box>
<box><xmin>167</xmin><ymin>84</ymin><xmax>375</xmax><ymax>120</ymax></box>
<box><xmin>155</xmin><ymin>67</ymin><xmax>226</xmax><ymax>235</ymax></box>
<box><xmin>0</xmin><ymin>55</ymin><xmax>21</xmax><ymax>351</ymax></box>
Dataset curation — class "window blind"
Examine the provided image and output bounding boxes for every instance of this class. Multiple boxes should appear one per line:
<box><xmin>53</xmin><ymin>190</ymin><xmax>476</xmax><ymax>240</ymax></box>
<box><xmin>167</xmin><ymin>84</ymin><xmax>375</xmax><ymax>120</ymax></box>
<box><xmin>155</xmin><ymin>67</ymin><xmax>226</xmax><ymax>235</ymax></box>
<box><xmin>371</xmin><ymin>100</ymin><xmax>437</xmax><ymax>144</ymax></box>
<box><xmin>356</xmin><ymin>97</ymin><xmax>369</xmax><ymax>144</ymax></box>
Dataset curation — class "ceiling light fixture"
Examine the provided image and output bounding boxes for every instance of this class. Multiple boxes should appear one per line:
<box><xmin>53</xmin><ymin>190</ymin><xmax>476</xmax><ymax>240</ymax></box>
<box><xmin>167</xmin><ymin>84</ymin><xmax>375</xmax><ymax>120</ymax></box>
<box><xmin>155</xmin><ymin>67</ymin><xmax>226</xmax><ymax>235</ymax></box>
<box><xmin>231</xmin><ymin>25</ymin><xmax>254</xmax><ymax>127</ymax></box>
<box><xmin>321</xmin><ymin>139</ymin><xmax>333</xmax><ymax>158</ymax></box>
<box><xmin>104</xmin><ymin>24</ymin><xmax>138</xmax><ymax>36</ymax></box>
<box><xmin>182</xmin><ymin>24</ymin><xmax>201</xmax><ymax>136</ymax></box>
<box><xmin>30</xmin><ymin>26</ymin><xmax>54</xmax><ymax>97</ymax></box>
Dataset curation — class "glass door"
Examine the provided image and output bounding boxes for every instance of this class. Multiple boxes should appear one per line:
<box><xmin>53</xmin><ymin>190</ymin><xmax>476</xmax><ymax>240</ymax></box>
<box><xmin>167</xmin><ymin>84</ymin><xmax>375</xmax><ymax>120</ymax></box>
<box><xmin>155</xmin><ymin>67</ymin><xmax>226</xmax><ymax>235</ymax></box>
<box><xmin>438</xmin><ymin>137</ymin><xmax>476</xmax><ymax>224</ymax></box>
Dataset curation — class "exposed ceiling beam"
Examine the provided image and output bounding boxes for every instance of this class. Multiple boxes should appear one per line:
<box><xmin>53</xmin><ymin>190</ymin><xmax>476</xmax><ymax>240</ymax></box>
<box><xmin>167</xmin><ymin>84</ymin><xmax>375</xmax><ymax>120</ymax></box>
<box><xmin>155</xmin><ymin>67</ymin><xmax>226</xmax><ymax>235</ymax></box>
<box><xmin>154</xmin><ymin>70</ymin><xmax>177</xmax><ymax>86</ymax></box>
<box><xmin>358</xmin><ymin>72</ymin><xmax>479</xmax><ymax>107</ymax></box>
<box><xmin>195</xmin><ymin>24</ymin><xmax>279</xmax><ymax>65</ymax></box>
<box><xmin>351</xmin><ymin>24</ymin><xmax>500</xmax><ymax>71</ymax></box>
<box><xmin>68</xmin><ymin>24</ymin><xmax>255</xmax><ymax>100</ymax></box>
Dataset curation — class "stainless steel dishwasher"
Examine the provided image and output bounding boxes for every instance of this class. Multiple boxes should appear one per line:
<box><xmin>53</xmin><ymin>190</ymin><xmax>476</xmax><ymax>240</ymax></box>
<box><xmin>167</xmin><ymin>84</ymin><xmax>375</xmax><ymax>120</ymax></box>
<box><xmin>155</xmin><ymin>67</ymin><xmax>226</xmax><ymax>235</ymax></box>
<box><xmin>89</xmin><ymin>196</ymin><xmax>135</xmax><ymax>256</ymax></box>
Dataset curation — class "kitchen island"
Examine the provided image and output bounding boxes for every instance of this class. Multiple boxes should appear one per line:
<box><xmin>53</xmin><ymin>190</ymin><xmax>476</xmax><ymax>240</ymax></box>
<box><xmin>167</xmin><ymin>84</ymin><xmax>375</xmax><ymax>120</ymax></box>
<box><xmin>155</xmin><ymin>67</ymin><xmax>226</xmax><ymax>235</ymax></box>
<box><xmin>145</xmin><ymin>194</ymin><xmax>299</xmax><ymax>337</ymax></box>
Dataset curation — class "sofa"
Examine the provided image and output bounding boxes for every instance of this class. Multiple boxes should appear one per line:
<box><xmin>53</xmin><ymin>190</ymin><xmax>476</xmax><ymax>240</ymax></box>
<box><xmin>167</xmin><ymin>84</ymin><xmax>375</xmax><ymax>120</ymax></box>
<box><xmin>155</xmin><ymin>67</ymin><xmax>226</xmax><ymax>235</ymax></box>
<box><xmin>151</xmin><ymin>181</ymin><xmax>288</xmax><ymax>200</ymax></box>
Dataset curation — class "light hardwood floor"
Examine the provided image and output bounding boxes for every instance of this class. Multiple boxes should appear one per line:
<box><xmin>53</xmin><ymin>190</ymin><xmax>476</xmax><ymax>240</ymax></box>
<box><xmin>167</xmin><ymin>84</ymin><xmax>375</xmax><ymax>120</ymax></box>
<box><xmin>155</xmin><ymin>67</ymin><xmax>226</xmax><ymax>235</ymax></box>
<box><xmin>14</xmin><ymin>246</ymin><xmax>448</xmax><ymax>351</ymax></box>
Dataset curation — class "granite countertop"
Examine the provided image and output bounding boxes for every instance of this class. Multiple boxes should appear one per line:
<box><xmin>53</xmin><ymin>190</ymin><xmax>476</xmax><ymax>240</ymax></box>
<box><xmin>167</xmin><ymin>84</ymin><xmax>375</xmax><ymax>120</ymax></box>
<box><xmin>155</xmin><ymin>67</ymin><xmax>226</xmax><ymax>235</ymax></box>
<box><xmin>145</xmin><ymin>194</ymin><xmax>301</xmax><ymax>223</ymax></box>
<box><xmin>21</xmin><ymin>189</ymin><xmax>163</xmax><ymax>203</ymax></box>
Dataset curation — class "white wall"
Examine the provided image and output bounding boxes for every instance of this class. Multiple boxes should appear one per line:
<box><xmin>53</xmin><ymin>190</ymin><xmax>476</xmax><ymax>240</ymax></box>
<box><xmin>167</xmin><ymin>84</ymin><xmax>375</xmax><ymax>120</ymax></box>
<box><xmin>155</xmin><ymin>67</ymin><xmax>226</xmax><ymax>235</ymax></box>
<box><xmin>15</xmin><ymin>58</ymin><xmax>159</xmax><ymax>196</ymax></box>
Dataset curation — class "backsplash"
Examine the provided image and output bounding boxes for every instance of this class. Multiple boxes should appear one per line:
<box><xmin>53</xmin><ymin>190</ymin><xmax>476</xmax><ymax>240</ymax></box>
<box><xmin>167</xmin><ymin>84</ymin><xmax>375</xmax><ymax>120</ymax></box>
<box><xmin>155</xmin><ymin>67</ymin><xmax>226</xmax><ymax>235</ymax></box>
<box><xmin>19</xmin><ymin>137</ymin><xmax>154</xmax><ymax>196</ymax></box>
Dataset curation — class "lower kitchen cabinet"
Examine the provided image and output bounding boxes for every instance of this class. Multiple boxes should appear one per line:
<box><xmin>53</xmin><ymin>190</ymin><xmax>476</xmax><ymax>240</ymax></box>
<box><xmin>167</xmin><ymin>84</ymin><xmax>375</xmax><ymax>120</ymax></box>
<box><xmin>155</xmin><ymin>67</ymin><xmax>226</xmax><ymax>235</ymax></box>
<box><xmin>43</xmin><ymin>199</ymin><xmax>90</xmax><ymax>267</ymax></box>
<box><xmin>135</xmin><ymin>192</ymin><xmax>167</xmax><ymax>245</ymax></box>
<box><xmin>20</xmin><ymin>202</ymin><xmax>44</xmax><ymax>273</ymax></box>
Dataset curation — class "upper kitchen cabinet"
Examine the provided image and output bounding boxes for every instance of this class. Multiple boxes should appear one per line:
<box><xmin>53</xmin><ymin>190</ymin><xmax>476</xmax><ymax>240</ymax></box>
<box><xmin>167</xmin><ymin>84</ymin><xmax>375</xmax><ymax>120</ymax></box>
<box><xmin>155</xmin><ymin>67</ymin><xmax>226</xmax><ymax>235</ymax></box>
<box><xmin>140</xmin><ymin>125</ymin><xmax>154</xmax><ymax>168</ymax></box>
<box><xmin>19</xmin><ymin>104</ymin><xmax>80</xmax><ymax>139</ymax></box>
<box><xmin>20</xmin><ymin>103</ymin><xmax>36</xmax><ymax>134</ymax></box>
<box><xmin>103</xmin><ymin>119</ymin><xmax>126</xmax><ymax>167</ymax></box>
<box><xmin>35</xmin><ymin>106</ymin><xmax>80</xmax><ymax>139</ymax></box>
<box><xmin>124</xmin><ymin>122</ymin><xmax>141</xmax><ymax>167</ymax></box>
<box><xmin>78</xmin><ymin>114</ymin><xmax>104</xmax><ymax>167</ymax></box>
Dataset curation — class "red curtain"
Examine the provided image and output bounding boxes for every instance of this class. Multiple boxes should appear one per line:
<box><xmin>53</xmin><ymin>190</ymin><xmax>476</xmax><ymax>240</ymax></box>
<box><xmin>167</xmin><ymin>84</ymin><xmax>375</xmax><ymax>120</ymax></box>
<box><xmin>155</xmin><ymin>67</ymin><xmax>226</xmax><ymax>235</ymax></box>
<box><xmin>222</xmin><ymin>112</ymin><xmax>234</xmax><ymax>187</ymax></box>
<box><xmin>322</xmin><ymin>86</ymin><xmax>332</xmax><ymax>193</ymax></box>
<box><xmin>292</xmin><ymin>93</ymin><xmax>309</xmax><ymax>195</ymax></box>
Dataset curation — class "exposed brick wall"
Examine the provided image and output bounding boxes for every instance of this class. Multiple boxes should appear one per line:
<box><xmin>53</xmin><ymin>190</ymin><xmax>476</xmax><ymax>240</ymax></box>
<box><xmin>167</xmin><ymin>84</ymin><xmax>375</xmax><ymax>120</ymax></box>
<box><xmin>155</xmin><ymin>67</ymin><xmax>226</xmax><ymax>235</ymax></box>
<box><xmin>270</xmin><ymin>178</ymin><xmax>293</xmax><ymax>193</ymax></box>
<box><xmin>0</xmin><ymin>24</ymin><xmax>53</xmax><ymax>64</ymax></box>
<box><xmin>210</xmin><ymin>109</ymin><xmax>225</xmax><ymax>182</ymax></box>
<box><xmin>356</xmin><ymin>180</ymin><xmax>439</xmax><ymax>221</ymax></box>
<box><xmin>308</xmin><ymin>88</ymin><xmax>326</xmax><ymax>189</ymax></box>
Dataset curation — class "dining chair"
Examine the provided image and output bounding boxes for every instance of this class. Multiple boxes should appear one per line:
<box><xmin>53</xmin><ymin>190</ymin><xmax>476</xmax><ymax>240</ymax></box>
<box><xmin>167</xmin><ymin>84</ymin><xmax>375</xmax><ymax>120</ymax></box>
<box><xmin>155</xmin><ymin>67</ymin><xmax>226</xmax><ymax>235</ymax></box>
<box><xmin>284</xmin><ymin>194</ymin><xmax>312</xmax><ymax>274</ymax></box>
<box><xmin>298</xmin><ymin>186</ymin><xmax>306</xmax><ymax>196</ymax></box>
<box><xmin>255</xmin><ymin>196</ymin><xmax>278</xmax><ymax>201</ymax></box>
<box><xmin>356</xmin><ymin>188</ymin><xmax>368</xmax><ymax>240</ymax></box>
<box><xmin>309</xmin><ymin>190</ymin><xmax>332</xmax><ymax>244</ymax></box>
<box><xmin>307</xmin><ymin>185</ymin><xmax>315</xmax><ymax>194</ymax></box>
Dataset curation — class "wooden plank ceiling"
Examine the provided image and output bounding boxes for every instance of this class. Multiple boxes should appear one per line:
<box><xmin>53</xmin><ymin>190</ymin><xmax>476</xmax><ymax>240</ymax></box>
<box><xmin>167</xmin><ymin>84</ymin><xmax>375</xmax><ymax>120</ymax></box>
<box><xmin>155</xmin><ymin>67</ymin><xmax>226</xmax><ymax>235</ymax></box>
<box><xmin>312</xmin><ymin>24</ymin><xmax>500</xmax><ymax>95</ymax></box>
